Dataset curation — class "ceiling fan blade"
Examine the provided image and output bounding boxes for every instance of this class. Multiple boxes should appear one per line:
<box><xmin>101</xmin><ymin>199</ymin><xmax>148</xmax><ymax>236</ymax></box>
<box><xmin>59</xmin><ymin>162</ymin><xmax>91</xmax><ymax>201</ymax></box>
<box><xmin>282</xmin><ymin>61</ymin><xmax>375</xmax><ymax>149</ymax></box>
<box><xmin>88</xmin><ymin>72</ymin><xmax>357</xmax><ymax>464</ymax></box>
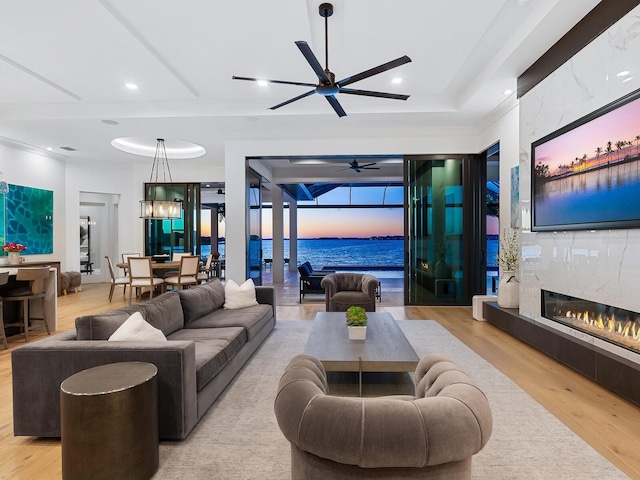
<box><xmin>232</xmin><ymin>76</ymin><xmax>316</xmax><ymax>88</ymax></box>
<box><xmin>362</xmin><ymin>167</ymin><xmax>380</xmax><ymax>170</ymax></box>
<box><xmin>339</xmin><ymin>87</ymin><xmax>409</xmax><ymax>101</ymax></box>
<box><xmin>325</xmin><ymin>95</ymin><xmax>347</xmax><ymax>117</ymax></box>
<box><xmin>295</xmin><ymin>41</ymin><xmax>331</xmax><ymax>84</ymax></box>
<box><xmin>337</xmin><ymin>55</ymin><xmax>412</xmax><ymax>87</ymax></box>
<box><xmin>358</xmin><ymin>162</ymin><xmax>378</xmax><ymax>168</ymax></box>
<box><xmin>269</xmin><ymin>90</ymin><xmax>316</xmax><ymax>110</ymax></box>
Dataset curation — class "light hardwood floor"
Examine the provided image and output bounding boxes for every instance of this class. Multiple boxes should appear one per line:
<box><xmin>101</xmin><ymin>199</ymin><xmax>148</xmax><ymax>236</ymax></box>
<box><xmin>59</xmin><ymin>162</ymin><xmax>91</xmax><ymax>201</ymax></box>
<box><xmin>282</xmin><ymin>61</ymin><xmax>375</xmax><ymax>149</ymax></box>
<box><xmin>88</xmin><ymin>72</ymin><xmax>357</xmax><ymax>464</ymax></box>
<box><xmin>1</xmin><ymin>280</ymin><xmax>639</xmax><ymax>479</ymax></box>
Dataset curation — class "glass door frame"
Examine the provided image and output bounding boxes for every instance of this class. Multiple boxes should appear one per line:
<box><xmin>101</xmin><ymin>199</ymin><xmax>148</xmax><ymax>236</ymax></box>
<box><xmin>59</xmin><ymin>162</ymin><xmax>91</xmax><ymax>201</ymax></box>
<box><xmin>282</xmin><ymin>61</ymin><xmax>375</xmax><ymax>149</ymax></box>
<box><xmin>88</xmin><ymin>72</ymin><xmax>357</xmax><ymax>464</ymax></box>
<box><xmin>403</xmin><ymin>154</ymin><xmax>486</xmax><ymax>306</ymax></box>
<box><xmin>143</xmin><ymin>182</ymin><xmax>201</xmax><ymax>258</ymax></box>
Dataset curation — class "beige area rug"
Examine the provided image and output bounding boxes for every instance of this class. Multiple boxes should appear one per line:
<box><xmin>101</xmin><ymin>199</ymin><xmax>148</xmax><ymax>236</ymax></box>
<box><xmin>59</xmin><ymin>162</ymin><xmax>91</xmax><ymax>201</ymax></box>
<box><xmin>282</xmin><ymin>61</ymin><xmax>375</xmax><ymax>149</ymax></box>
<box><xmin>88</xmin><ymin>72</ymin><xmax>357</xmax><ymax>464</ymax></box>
<box><xmin>152</xmin><ymin>320</ymin><xmax>629</xmax><ymax>480</ymax></box>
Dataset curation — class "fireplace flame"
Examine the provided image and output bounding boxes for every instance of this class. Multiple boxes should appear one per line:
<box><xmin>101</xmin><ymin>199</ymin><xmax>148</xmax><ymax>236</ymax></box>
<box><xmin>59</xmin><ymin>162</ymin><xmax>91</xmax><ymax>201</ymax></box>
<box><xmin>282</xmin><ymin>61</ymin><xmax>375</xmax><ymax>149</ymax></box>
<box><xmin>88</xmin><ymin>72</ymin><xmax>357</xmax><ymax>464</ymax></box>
<box><xmin>563</xmin><ymin>309</ymin><xmax>640</xmax><ymax>346</ymax></box>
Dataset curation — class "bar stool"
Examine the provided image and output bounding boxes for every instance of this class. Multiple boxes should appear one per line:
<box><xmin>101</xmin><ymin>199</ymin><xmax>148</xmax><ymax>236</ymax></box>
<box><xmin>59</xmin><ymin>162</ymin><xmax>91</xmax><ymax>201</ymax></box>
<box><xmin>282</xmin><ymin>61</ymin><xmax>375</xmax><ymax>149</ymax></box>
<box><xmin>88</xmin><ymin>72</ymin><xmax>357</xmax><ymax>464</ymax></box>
<box><xmin>0</xmin><ymin>271</ymin><xmax>10</xmax><ymax>349</ymax></box>
<box><xmin>3</xmin><ymin>267</ymin><xmax>51</xmax><ymax>342</ymax></box>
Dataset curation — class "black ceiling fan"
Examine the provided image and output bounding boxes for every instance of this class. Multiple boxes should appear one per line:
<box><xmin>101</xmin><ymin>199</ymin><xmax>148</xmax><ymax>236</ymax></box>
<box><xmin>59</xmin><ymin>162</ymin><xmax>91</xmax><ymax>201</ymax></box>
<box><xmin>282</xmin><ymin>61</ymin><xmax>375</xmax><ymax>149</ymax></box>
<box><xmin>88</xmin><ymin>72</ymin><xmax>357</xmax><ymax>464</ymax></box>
<box><xmin>338</xmin><ymin>160</ymin><xmax>380</xmax><ymax>173</ymax></box>
<box><xmin>232</xmin><ymin>2</ymin><xmax>411</xmax><ymax>117</ymax></box>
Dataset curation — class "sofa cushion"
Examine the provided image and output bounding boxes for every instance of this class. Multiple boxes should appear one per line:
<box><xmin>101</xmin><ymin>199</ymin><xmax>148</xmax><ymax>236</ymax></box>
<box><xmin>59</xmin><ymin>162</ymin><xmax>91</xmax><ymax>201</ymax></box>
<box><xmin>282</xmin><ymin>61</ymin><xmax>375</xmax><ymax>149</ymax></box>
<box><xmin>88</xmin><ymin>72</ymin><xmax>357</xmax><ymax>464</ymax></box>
<box><xmin>140</xmin><ymin>291</ymin><xmax>184</xmax><ymax>336</ymax></box>
<box><xmin>167</xmin><ymin>327</ymin><xmax>246</xmax><ymax>391</ymax></box>
<box><xmin>179</xmin><ymin>280</ymin><xmax>225</xmax><ymax>326</ymax></box>
<box><xmin>185</xmin><ymin>304</ymin><xmax>273</xmax><ymax>341</ymax></box>
<box><xmin>108</xmin><ymin>312</ymin><xmax>167</xmax><ymax>342</ymax></box>
<box><xmin>76</xmin><ymin>305</ymin><xmax>143</xmax><ymax>340</ymax></box>
<box><xmin>224</xmin><ymin>279</ymin><xmax>258</xmax><ymax>310</ymax></box>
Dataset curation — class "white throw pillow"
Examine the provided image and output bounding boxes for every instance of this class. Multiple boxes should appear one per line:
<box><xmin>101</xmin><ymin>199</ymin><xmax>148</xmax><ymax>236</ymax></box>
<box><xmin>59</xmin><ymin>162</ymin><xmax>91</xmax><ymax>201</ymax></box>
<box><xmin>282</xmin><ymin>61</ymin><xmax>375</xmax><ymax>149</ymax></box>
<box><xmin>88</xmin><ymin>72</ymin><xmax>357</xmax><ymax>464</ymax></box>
<box><xmin>224</xmin><ymin>279</ymin><xmax>258</xmax><ymax>309</ymax></box>
<box><xmin>108</xmin><ymin>311</ymin><xmax>167</xmax><ymax>341</ymax></box>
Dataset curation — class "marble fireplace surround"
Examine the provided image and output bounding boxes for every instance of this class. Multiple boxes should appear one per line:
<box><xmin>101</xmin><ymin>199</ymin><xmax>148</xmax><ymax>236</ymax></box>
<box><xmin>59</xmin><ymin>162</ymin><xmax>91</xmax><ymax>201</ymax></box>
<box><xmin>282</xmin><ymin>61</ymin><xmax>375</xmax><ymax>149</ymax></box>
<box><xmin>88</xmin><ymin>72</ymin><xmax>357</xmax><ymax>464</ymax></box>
<box><xmin>516</xmin><ymin>5</ymin><xmax>640</xmax><ymax>370</ymax></box>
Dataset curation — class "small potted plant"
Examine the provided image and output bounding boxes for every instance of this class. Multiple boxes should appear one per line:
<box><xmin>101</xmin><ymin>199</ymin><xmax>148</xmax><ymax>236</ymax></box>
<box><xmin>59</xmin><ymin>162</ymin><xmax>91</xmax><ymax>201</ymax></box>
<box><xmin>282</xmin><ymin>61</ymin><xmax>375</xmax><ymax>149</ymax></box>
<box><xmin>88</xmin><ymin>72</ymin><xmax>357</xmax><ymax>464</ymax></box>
<box><xmin>346</xmin><ymin>306</ymin><xmax>367</xmax><ymax>340</ymax></box>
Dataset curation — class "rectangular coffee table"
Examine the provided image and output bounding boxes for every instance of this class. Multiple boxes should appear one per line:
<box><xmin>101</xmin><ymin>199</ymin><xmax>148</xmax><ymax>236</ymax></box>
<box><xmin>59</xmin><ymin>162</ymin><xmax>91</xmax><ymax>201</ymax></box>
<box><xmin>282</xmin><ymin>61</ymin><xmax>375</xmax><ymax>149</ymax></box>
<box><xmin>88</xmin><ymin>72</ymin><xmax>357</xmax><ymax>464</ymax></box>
<box><xmin>304</xmin><ymin>312</ymin><xmax>419</xmax><ymax>396</ymax></box>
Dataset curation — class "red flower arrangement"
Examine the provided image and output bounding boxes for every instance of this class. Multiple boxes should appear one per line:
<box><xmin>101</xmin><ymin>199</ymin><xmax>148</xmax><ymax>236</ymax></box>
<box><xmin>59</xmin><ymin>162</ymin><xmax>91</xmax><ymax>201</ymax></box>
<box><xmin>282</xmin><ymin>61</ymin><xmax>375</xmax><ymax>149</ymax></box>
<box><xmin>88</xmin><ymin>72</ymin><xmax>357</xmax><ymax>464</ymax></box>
<box><xmin>2</xmin><ymin>242</ymin><xmax>27</xmax><ymax>253</ymax></box>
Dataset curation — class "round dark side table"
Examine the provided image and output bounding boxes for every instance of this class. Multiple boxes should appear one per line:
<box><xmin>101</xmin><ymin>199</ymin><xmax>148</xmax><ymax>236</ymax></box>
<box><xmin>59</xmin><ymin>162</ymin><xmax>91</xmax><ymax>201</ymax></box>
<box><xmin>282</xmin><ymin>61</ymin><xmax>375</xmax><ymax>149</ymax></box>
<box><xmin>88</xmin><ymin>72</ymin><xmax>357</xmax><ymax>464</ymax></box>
<box><xmin>60</xmin><ymin>362</ymin><xmax>159</xmax><ymax>480</ymax></box>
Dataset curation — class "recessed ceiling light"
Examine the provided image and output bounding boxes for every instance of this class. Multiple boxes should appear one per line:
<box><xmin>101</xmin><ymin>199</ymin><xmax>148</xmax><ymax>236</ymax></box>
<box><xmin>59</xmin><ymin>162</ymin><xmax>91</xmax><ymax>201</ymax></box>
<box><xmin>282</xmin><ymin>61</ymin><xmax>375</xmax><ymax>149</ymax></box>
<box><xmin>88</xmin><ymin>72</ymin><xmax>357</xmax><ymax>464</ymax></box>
<box><xmin>392</xmin><ymin>78</ymin><xmax>402</xmax><ymax>84</ymax></box>
<box><xmin>257</xmin><ymin>80</ymin><xmax>268</xmax><ymax>87</ymax></box>
<box><xmin>622</xmin><ymin>76</ymin><xmax>634</xmax><ymax>83</ymax></box>
<box><xmin>46</xmin><ymin>147</ymin><xmax>53</xmax><ymax>151</ymax></box>
<box><xmin>503</xmin><ymin>89</ymin><xmax>513</xmax><ymax>96</ymax></box>
<box><xmin>617</xmin><ymin>71</ymin><xmax>630</xmax><ymax>77</ymax></box>
<box><xmin>125</xmin><ymin>83</ymin><xmax>138</xmax><ymax>90</ymax></box>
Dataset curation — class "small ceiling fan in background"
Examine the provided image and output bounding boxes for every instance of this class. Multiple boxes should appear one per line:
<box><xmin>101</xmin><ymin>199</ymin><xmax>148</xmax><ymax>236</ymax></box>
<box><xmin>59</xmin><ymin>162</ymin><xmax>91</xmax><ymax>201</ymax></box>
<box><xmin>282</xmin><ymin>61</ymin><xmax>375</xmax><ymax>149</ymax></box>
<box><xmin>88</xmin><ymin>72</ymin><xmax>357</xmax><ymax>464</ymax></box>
<box><xmin>338</xmin><ymin>160</ymin><xmax>380</xmax><ymax>173</ymax></box>
<box><xmin>233</xmin><ymin>2</ymin><xmax>411</xmax><ymax>117</ymax></box>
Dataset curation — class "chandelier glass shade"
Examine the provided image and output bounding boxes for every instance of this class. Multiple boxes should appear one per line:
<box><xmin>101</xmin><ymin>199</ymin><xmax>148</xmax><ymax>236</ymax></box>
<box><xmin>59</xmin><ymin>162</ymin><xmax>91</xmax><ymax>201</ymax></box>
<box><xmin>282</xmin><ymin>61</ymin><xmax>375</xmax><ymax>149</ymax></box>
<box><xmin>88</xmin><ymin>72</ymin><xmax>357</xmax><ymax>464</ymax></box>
<box><xmin>140</xmin><ymin>139</ymin><xmax>183</xmax><ymax>219</ymax></box>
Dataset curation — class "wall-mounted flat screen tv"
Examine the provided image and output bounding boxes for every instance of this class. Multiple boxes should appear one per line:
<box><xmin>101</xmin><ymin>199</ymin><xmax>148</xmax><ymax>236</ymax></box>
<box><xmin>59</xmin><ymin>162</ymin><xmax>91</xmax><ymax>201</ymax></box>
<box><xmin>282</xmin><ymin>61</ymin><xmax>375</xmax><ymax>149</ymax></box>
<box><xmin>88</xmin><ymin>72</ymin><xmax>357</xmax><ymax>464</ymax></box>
<box><xmin>531</xmin><ymin>87</ymin><xmax>640</xmax><ymax>232</ymax></box>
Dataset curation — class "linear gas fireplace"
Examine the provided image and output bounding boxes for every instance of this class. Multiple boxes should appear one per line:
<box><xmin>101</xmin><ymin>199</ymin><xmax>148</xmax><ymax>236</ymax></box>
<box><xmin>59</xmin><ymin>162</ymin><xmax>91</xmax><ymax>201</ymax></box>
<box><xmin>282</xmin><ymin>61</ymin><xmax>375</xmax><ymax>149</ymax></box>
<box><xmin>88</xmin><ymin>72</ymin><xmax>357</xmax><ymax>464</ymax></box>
<box><xmin>542</xmin><ymin>290</ymin><xmax>640</xmax><ymax>354</ymax></box>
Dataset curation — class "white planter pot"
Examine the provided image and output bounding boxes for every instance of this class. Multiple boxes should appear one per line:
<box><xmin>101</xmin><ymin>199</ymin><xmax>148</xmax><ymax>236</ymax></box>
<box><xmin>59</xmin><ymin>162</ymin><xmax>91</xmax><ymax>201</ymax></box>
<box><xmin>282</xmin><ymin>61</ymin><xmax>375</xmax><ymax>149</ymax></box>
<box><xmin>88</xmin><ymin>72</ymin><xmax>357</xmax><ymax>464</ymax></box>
<box><xmin>348</xmin><ymin>326</ymin><xmax>367</xmax><ymax>340</ymax></box>
<box><xmin>7</xmin><ymin>251</ymin><xmax>21</xmax><ymax>265</ymax></box>
<box><xmin>497</xmin><ymin>271</ymin><xmax>519</xmax><ymax>308</ymax></box>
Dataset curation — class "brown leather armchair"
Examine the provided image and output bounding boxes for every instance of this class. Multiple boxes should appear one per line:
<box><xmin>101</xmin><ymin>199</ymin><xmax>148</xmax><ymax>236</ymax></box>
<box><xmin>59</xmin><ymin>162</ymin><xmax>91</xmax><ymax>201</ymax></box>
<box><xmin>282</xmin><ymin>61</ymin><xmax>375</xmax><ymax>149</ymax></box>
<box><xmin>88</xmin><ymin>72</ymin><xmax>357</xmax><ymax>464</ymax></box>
<box><xmin>320</xmin><ymin>272</ymin><xmax>378</xmax><ymax>312</ymax></box>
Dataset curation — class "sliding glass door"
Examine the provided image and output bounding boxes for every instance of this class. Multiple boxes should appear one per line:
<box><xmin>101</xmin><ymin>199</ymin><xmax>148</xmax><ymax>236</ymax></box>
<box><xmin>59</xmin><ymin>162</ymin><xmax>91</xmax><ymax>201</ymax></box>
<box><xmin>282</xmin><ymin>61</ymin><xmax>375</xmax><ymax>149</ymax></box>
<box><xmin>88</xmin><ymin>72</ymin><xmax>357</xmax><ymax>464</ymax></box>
<box><xmin>405</xmin><ymin>155</ymin><xmax>485</xmax><ymax>305</ymax></box>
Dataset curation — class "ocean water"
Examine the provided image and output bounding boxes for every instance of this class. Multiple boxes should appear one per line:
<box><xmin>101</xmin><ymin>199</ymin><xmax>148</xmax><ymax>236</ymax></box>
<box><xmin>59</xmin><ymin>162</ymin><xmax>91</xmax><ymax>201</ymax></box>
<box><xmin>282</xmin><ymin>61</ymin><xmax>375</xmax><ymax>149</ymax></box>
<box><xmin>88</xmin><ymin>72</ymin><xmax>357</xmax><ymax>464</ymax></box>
<box><xmin>203</xmin><ymin>236</ymin><xmax>499</xmax><ymax>278</ymax></box>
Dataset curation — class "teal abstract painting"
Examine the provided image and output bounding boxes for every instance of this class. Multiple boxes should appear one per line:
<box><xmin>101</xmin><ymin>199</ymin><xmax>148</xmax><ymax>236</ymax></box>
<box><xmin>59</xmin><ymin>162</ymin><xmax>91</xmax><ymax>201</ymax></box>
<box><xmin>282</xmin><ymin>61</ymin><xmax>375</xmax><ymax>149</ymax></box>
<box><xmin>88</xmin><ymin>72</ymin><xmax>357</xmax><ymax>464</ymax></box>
<box><xmin>5</xmin><ymin>184</ymin><xmax>53</xmax><ymax>254</ymax></box>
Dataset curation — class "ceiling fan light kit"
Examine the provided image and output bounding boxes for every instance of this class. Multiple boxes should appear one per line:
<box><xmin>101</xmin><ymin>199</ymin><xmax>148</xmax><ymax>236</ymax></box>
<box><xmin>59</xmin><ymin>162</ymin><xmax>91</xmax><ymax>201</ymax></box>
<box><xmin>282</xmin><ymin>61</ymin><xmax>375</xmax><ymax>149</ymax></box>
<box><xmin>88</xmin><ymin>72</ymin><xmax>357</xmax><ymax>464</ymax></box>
<box><xmin>233</xmin><ymin>2</ymin><xmax>411</xmax><ymax>117</ymax></box>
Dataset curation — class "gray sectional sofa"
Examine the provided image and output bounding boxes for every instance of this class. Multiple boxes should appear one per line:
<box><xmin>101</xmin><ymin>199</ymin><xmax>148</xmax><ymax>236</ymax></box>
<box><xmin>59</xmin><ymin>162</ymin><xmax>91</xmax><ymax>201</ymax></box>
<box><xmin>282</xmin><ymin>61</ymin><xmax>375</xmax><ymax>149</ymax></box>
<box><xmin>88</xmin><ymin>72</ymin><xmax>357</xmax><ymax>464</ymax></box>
<box><xmin>11</xmin><ymin>279</ymin><xmax>276</xmax><ymax>440</ymax></box>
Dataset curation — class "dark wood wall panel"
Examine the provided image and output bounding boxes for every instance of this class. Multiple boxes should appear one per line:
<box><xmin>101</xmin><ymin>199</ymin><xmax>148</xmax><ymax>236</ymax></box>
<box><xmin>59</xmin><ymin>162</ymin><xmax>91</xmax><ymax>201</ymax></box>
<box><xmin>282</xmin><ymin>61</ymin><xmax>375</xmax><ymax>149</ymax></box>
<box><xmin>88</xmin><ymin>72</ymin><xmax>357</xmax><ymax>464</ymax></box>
<box><xmin>517</xmin><ymin>0</ymin><xmax>640</xmax><ymax>97</ymax></box>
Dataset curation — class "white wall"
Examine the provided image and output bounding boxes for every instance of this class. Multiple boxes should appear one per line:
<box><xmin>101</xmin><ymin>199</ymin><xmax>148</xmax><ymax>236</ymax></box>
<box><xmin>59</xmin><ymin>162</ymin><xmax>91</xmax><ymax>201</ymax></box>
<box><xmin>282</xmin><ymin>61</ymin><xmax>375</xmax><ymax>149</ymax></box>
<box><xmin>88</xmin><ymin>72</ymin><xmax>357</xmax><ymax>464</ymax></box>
<box><xmin>518</xmin><ymin>5</ymin><xmax>640</xmax><ymax>364</ymax></box>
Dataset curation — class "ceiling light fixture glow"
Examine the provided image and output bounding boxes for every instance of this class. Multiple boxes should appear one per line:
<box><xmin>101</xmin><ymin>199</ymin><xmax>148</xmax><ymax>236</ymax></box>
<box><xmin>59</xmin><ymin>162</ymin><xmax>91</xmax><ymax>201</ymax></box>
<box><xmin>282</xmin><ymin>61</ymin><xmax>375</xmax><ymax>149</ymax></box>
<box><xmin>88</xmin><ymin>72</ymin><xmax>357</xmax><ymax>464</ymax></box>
<box><xmin>125</xmin><ymin>83</ymin><xmax>139</xmax><ymax>90</ymax></box>
<box><xmin>111</xmin><ymin>137</ymin><xmax>206</xmax><ymax>159</ymax></box>
<box><xmin>617</xmin><ymin>71</ymin><xmax>630</xmax><ymax>77</ymax></box>
<box><xmin>257</xmin><ymin>80</ymin><xmax>268</xmax><ymax>87</ymax></box>
<box><xmin>622</xmin><ymin>77</ymin><xmax>634</xmax><ymax>83</ymax></box>
<box><xmin>392</xmin><ymin>78</ymin><xmax>402</xmax><ymax>84</ymax></box>
<box><xmin>503</xmin><ymin>89</ymin><xmax>513</xmax><ymax>96</ymax></box>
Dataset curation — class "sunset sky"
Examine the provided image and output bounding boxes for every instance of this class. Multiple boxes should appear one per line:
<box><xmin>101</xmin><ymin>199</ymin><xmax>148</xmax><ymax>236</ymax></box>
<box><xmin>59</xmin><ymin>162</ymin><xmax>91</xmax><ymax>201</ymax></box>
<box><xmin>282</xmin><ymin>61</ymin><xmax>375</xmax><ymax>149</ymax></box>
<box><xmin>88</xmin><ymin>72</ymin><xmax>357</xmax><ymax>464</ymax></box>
<box><xmin>200</xmin><ymin>207</ymin><xmax>403</xmax><ymax>239</ymax></box>
<box><xmin>534</xmin><ymin>95</ymin><xmax>640</xmax><ymax>173</ymax></box>
<box><xmin>262</xmin><ymin>207</ymin><xmax>403</xmax><ymax>239</ymax></box>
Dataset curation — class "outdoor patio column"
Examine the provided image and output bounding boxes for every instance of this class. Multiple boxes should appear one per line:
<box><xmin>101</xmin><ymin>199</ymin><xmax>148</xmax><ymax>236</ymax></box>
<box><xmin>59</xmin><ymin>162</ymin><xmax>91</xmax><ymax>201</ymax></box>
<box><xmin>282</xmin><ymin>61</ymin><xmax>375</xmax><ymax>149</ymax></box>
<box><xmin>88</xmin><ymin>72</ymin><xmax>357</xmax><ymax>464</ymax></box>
<box><xmin>288</xmin><ymin>199</ymin><xmax>297</xmax><ymax>271</ymax></box>
<box><xmin>272</xmin><ymin>186</ymin><xmax>285</xmax><ymax>283</ymax></box>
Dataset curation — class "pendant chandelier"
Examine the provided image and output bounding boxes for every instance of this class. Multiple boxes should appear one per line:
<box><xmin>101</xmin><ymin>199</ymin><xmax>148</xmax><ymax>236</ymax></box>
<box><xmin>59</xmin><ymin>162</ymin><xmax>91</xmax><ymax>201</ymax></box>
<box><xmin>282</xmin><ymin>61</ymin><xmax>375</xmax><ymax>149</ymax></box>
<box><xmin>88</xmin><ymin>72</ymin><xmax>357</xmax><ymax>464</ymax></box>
<box><xmin>139</xmin><ymin>139</ymin><xmax>183</xmax><ymax>219</ymax></box>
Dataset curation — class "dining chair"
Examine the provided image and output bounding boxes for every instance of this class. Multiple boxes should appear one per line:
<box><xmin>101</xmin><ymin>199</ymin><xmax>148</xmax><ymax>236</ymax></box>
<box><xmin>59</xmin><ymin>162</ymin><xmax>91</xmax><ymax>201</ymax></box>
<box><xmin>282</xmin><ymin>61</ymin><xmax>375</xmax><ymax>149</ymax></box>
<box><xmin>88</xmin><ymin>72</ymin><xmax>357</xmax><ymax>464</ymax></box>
<box><xmin>165</xmin><ymin>256</ymin><xmax>200</xmax><ymax>290</ymax></box>
<box><xmin>3</xmin><ymin>267</ymin><xmax>52</xmax><ymax>342</ymax></box>
<box><xmin>172</xmin><ymin>252</ymin><xmax>191</xmax><ymax>262</ymax></box>
<box><xmin>197</xmin><ymin>253</ymin><xmax>214</xmax><ymax>283</ymax></box>
<box><xmin>128</xmin><ymin>257</ymin><xmax>165</xmax><ymax>304</ymax></box>
<box><xmin>121</xmin><ymin>252</ymin><xmax>141</xmax><ymax>276</ymax></box>
<box><xmin>0</xmin><ymin>271</ymin><xmax>10</xmax><ymax>349</ymax></box>
<box><xmin>105</xmin><ymin>256</ymin><xmax>129</xmax><ymax>302</ymax></box>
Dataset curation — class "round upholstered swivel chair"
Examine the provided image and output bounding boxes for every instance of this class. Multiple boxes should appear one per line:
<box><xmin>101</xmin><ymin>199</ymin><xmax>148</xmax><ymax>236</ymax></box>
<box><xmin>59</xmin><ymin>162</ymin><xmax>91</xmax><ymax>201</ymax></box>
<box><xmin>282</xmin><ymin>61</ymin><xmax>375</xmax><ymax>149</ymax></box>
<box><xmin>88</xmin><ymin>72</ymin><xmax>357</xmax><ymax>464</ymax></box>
<box><xmin>275</xmin><ymin>354</ymin><xmax>493</xmax><ymax>480</ymax></box>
